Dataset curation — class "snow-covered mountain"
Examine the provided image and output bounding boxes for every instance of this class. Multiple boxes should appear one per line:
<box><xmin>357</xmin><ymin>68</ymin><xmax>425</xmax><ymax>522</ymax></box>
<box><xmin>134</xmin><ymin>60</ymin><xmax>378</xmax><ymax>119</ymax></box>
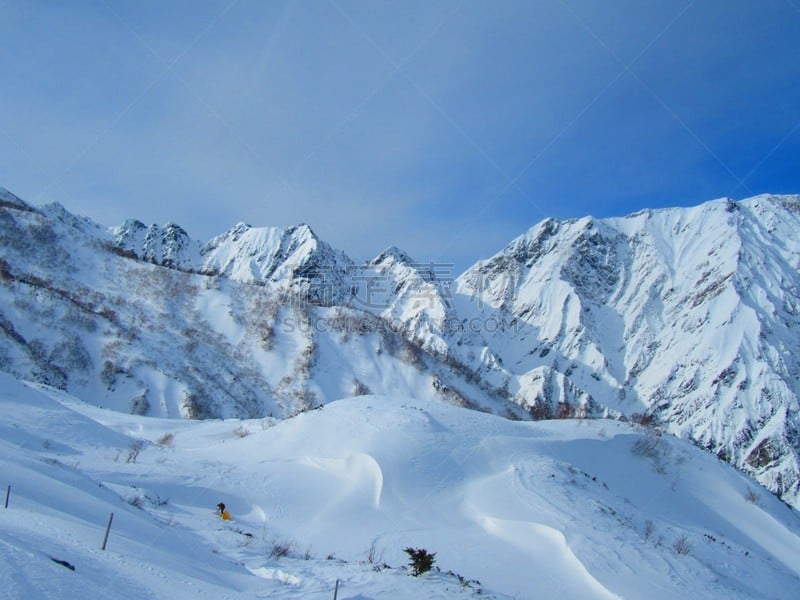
<box><xmin>0</xmin><ymin>187</ymin><xmax>520</xmax><ymax>424</ymax></box>
<box><xmin>1</xmin><ymin>185</ymin><xmax>799</xmax><ymax>511</ymax></box>
<box><xmin>448</xmin><ymin>196</ymin><xmax>800</xmax><ymax>508</ymax></box>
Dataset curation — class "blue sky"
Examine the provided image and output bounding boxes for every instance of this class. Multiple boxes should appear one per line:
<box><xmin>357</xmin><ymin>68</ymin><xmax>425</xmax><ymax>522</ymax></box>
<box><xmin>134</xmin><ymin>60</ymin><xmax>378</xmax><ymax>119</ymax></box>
<box><xmin>1</xmin><ymin>1</ymin><xmax>799</xmax><ymax>274</ymax></box>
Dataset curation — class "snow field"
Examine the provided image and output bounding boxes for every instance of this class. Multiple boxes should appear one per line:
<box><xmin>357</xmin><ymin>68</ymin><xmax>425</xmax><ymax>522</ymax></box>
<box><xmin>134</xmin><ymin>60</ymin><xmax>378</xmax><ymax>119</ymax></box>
<box><xmin>2</xmin><ymin>371</ymin><xmax>800</xmax><ymax>598</ymax></box>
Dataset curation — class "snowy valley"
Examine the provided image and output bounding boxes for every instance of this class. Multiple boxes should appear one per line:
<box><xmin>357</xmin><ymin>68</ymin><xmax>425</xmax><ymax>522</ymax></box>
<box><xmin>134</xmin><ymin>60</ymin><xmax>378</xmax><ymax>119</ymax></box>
<box><xmin>2</xmin><ymin>372</ymin><xmax>800</xmax><ymax>598</ymax></box>
<box><xmin>1</xmin><ymin>185</ymin><xmax>800</xmax><ymax>597</ymax></box>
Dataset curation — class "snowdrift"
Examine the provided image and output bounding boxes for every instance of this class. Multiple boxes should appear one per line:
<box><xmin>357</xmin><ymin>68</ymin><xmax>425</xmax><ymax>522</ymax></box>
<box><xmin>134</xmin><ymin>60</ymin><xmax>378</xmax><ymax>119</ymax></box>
<box><xmin>2</xmin><ymin>372</ymin><xmax>799</xmax><ymax>598</ymax></box>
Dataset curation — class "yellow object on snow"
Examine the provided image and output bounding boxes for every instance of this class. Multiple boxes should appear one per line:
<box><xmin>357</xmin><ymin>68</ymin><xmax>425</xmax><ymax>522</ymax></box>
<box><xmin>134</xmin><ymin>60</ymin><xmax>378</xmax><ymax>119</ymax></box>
<box><xmin>221</xmin><ymin>510</ymin><xmax>231</xmax><ymax>521</ymax></box>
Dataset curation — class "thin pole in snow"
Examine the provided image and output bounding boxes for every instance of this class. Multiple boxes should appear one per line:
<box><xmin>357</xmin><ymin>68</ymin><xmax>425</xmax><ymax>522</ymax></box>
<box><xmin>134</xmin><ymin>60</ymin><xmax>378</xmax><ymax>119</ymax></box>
<box><xmin>101</xmin><ymin>513</ymin><xmax>114</xmax><ymax>550</ymax></box>
<box><xmin>4</xmin><ymin>485</ymin><xmax>9</xmax><ymax>509</ymax></box>
<box><xmin>333</xmin><ymin>578</ymin><xmax>339</xmax><ymax>600</ymax></box>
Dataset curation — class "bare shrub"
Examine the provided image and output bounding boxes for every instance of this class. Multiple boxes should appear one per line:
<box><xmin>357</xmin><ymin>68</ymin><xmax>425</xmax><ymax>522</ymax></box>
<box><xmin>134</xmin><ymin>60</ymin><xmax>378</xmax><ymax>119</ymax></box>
<box><xmin>101</xmin><ymin>241</ymin><xmax>138</xmax><ymax>260</ymax></box>
<box><xmin>182</xmin><ymin>391</ymin><xmax>211</xmax><ymax>420</ymax></box>
<box><xmin>744</xmin><ymin>486</ymin><xmax>760</xmax><ymax>505</ymax></box>
<box><xmin>432</xmin><ymin>376</ymin><xmax>479</xmax><ymax>410</ymax></box>
<box><xmin>652</xmin><ymin>460</ymin><xmax>667</xmax><ymax>476</ymax></box>
<box><xmin>644</xmin><ymin>519</ymin><xmax>655</xmax><ymax>542</ymax></box>
<box><xmin>147</xmin><ymin>493</ymin><xmax>169</xmax><ymax>507</ymax></box>
<box><xmin>631</xmin><ymin>412</ymin><xmax>658</xmax><ymax>429</ymax></box>
<box><xmin>556</xmin><ymin>401</ymin><xmax>572</xmax><ymax>419</ymax></box>
<box><xmin>269</xmin><ymin>537</ymin><xmax>296</xmax><ymax>559</ymax></box>
<box><xmin>156</xmin><ymin>433</ymin><xmax>175</xmax><ymax>447</ymax></box>
<box><xmin>352</xmin><ymin>379</ymin><xmax>371</xmax><ymax>396</ymax></box>
<box><xmin>0</xmin><ymin>257</ymin><xmax>12</xmax><ymax>281</ymax></box>
<box><xmin>673</xmin><ymin>534</ymin><xmax>692</xmax><ymax>555</ymax></box>
<box><xmin>400</xmin><ymin>339</ymin><xmax>424</xmax><ymax>369</ymax></box>
<box><xmin>233</xmin><ymin>425</ymin><xmax>250</xmax><ymax>438</ymax></box>
<box><xmin>529</xmin><ymin>402</ymin><xmax>552</xmax><ymax>420</ymax></box>
<box><xmin>443</xmin><ymin>569</ymin><xmax>482</xmax><ymax>592</ymax></box>
<box><xmin>632</xmin><ymin>431</ymin><xmax>670</xmax><ymax>475</ymax></box>
<box><xmin>130</xmin><ymin>392</ymin><xmax>149</xmax><ymax>416</ymax></box>
<box><xmin>100</xmin><ymin>360</ymin><xmax>122</xmax><ymax>389</ymax></box>
<box><xmin>27</xmin><ymin>339</ymin><xmax>48</xmax><ymax>361</ymax></box>
<box><xmin>365</xmin><ymin>540</ymin><xmax>384</xmax><ymax>564</ymax></box>
<box><xmin>127</xmin><ymin>495</ymin><xmax>145</xmax><ymax>509</ymax></box>
<box><xmin>126</xmin><ymin>439</ymin><xmax>145</xmax><ymax>463</ymax></box>
<box><xmin>632</xmin><ymin>436</ymin><xmax>661</xmax><ymax>459</ymax></box>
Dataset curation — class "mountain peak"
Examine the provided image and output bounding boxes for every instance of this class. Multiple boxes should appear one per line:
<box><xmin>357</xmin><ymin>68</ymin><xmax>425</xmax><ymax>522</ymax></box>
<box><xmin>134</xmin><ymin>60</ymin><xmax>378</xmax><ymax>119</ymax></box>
<box><xmin>110</xmin><ymin>218</ymin><xmax>198</xmax><ymax>269</ymax></box>
<box><xmin>291</xmin><ymin>221</ymin><xmax>314</xmax><ymax>233</ymax></box>
<box><xmin>0</xmin><ymin>186</ymin><xmax>37</xmax><ymax>212</ymax></box>
<box><xmin>370</xmin><ymin>245</ymin><xmax>415</xmax><ymax>267</ymax></box>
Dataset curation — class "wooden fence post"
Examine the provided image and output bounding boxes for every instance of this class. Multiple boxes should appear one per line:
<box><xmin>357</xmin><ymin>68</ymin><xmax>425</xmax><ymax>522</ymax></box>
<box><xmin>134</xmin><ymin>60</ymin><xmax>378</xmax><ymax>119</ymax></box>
<box><xmin>101</xmin><ymin>513</ymin><xmax>114</xmax><ymax>550</ymax></box>
<box><xmin>4</xmin><ymin>485</ymin><xmax>9</xmax><ymax>509</ymax></box>
<box><xmin>333</xmin><ymin>578</ymin><xmax>339</xmax><ymax>600</ymax></box>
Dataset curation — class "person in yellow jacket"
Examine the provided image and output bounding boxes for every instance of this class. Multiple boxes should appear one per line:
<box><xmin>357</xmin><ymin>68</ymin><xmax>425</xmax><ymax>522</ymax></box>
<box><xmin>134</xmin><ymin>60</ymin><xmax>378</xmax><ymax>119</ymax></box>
<box><xmin>216</xmin><ymin>502</ymin><xmax>231</xmax><ymax>521</ymax></box>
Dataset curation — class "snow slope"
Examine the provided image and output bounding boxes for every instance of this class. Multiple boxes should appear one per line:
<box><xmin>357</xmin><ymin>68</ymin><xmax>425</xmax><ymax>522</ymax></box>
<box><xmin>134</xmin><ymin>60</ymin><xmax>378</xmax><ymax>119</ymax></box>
<box><xmin>1</xmin><ymin>186</ymin><xmax>800</xmax><ymax>509</ymax></box>
<box><xmin>0</xmin><ymin>192</ymin><xmax>521</xmax><ymax>421</ymax></box>
<box><xmin>2</xmin><ymin>372</ymin><xmax>800</xmax><ymax>599</ymax></box>
<box><xmin>451</xmin><ymin>196</ymin><xmax>800</xmax><ymax>507</ymax></box>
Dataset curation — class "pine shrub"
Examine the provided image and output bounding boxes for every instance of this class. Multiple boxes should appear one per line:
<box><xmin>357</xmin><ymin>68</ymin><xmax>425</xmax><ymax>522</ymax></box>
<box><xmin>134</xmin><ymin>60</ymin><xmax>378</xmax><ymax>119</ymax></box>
<box><xmin>404</xmin><ymin>546</ymin><xmax>436</xmax><ymax>576</ymax></box>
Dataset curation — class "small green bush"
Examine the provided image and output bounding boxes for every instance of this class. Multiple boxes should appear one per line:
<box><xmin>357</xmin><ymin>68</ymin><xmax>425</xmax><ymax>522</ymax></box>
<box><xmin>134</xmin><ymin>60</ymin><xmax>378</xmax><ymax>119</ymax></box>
<box><xmin>404</xmin><ymin>546</ymin><xmax>436</xmax><ymax>576</ymax></box>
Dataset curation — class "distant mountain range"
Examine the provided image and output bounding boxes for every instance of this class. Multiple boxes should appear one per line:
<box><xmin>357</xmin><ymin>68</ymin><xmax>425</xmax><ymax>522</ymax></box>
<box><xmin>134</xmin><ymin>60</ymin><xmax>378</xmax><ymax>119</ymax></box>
<box><xmin>1</xmin><ymin>185</ymin><xmax>798</xmax><ymax>508</ymax></box>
